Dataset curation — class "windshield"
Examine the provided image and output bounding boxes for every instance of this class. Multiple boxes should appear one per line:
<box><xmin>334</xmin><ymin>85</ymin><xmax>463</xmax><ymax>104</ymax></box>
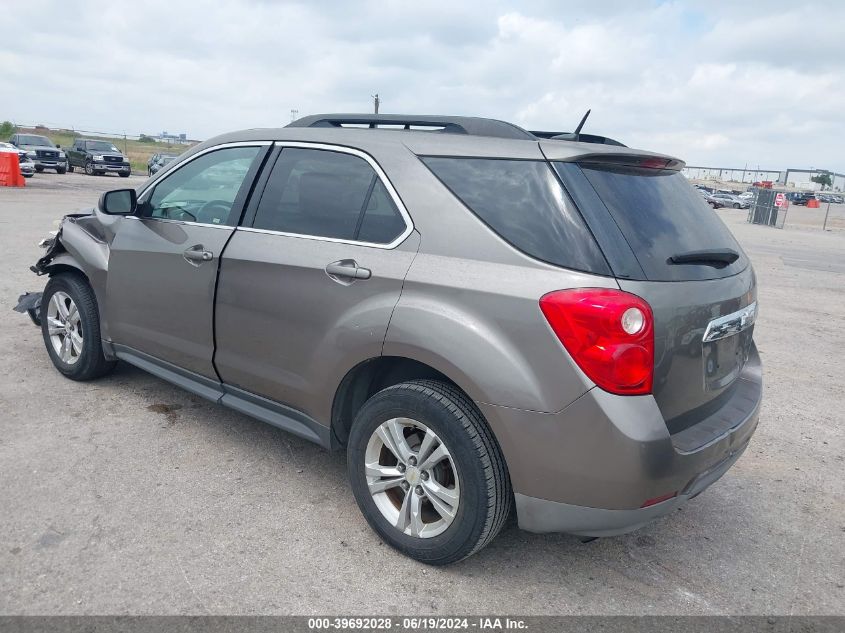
<box><xmin>87</xmin><ymin>141</ymin><xmax>120</xmax><ymax>152</ymax></box>
<box><xmin>18</xmin><ymin>135</ymin><xmax>53</xmax><ymax>147</ymax></box>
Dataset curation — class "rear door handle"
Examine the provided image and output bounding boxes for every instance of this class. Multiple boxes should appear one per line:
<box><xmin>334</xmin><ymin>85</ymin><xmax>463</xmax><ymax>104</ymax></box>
<box><xmin>325</xmin><ymin>259</ymin><xmax>371</xmax><ymax>281</ymax></box>
<box><xmin>183</xmin><ymin>245</ymin><xmax>214</xmax><ymax>264</ymax></box>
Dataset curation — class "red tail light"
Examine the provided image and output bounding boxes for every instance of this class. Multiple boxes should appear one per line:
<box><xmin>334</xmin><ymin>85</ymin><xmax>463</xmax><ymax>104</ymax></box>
<box><xmin>539</xmin><ymin>288</ymin><xmax>654</xmax><ymax>395</ymax></box>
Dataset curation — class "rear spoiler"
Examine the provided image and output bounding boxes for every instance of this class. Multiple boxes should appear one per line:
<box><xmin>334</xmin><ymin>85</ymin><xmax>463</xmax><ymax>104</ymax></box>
<box><xmin>567</xmin><ymin>153</ymin><xmax>685</xmax><ymax>172</ymax></box>
<box><xmin>530</xmin><ymin>131</ymin><xmax>627</xmax><ymax>146</ymax></box>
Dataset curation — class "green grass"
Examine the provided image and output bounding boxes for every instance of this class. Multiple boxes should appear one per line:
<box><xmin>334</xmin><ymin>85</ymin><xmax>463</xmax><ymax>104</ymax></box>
<box><xmin>12</xmin><ymin>126</ymin><xmax>198</xmax><ymax>174</ymax></box>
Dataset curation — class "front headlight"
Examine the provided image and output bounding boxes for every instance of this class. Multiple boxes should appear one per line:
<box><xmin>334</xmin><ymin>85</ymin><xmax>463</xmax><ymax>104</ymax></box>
<box><xmin>93</xmin><ymin>154</ymin><xmax>104</xmax><ymax>161</ymax></box>
<box><xmin>26</xmin><ymin>151</ymin><xmax>36</xmax><ymax>159</ymax></box>
<box><xmin>57</xmin><ymin>151</ymin><xmax>65</xmax><ymax>158</ymax></box>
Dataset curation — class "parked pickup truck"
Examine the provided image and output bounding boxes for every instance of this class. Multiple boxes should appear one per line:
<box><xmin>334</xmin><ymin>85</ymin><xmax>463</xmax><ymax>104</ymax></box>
<box><xmin>9</xmin><ymin>133</ymin><xmax>67</xmax><ymax>173</ymax></box>
<box><xmin>66</xmin><ymin>139</ymin><xmax>131</xmax><ymax>177</ymax></box>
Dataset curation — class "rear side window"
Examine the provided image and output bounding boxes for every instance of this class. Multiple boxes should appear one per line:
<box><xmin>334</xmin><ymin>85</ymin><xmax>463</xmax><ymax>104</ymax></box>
<box><xmin>422</xmin><ymin>157</ymin><xmax>610</xmax><ymax>275</ymax></box>
<box><xmin>252</xmin><ymin>148</ymin><xmax>407</xmax><ymax>245</ymax></box>
<box><xmin>558</xmin><ymin>163</ymin><xmax>746</xmax><ymax>281</ymax></box>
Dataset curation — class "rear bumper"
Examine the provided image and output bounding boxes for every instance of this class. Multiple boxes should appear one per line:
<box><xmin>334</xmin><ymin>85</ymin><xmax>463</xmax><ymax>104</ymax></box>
<box><xmin>480</xmin><ymin>345</ymin><xmax>761</xmax><ymax>536</ymax></box>
<box><xmin>514</xmin><ymin>438</ymin><xmax>749</xmax><ymax>536</ymax></box>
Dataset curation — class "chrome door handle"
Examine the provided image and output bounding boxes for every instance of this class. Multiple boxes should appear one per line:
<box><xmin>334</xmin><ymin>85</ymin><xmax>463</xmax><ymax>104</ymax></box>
<box><xmin>183</xmin><ymin>245</ymin><xmax>214</xmax><ymax>264</ymax></box>
<box><xmin>325</xmin><ymin>259</ymin><xmax>371</xmax><ymax>281</ymax></box>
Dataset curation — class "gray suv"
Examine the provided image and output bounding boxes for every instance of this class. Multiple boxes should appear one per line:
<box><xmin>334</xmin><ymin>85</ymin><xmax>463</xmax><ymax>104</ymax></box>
<box><xmin>21</xmin><ymin>114</ymin><xmax>761</xmax><ymax>565</ymax></box>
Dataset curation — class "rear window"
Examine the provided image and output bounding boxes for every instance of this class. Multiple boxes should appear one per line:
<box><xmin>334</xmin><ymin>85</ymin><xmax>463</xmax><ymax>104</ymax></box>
<box><xmin>422</xmin><ymin>157</ymin><xmax>610</xmax><ymax>275</ymax></box>
<box><xmin>555</xmin><ymin>163</ymin><xmax>747</xmax><ymax>281</ymax></box>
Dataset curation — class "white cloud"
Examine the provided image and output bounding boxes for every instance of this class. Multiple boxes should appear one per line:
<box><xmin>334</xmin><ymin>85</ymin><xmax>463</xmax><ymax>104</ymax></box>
<box><xmin>0</xmin><ymin>0</ymin><xmax>842</xmax><ymax>171</ymax></box>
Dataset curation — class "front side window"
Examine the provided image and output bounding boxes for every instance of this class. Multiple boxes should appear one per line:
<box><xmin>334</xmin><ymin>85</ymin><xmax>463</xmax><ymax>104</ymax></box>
<box><xmin>251</xmin><ymin>147</ymin><xmax>407</xmax><ymax>244</ymax></box>
<box><xmin>139</xmin><ymin>146</ymin><xmax>260</xmax><ymax>226</ymax></box>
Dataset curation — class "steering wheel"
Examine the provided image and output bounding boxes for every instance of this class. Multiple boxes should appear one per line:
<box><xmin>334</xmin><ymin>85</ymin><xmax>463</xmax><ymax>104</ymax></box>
<box><xmin>162</xmin><ymin>206</ymin><xmax>196</xmax><ymax>222</ymax></box>
<box><xmin>196</xmin><ymin>199</ymin><xmax>232</xmax><ymax>224</ymax></box>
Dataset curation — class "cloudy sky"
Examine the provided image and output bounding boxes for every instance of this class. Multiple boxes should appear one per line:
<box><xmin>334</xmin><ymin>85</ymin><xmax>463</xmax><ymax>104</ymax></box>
<box><xmin>2</xmin><ymin>1</ymin><xmax>843</xmax><ymax>171</ymax></box>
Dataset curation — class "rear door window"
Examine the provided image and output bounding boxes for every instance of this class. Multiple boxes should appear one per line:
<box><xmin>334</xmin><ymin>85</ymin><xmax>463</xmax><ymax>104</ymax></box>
<box><xmin>421</xmin><ymin>157</ymin><xmax>610</xmax><ymax>275</ymax></box>
<box><xmin>555</xmin><ymin>163</ymin><xmax>747</xmax><ymax>281</ymax></box>
<box><xmin>251</xmin><ymin>147</ymin><xmax>407</xmax><ymax>245</ymax></box>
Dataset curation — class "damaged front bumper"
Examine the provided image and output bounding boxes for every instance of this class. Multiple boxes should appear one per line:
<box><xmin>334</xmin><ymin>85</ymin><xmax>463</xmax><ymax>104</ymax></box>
<box><xmin>13</xmin><ymin>291</ymin><xmax>43</xmax><ymax>326</ymax></box>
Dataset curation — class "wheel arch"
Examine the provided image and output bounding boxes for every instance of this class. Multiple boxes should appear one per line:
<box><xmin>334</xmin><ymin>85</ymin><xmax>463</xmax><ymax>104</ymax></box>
<box><xmin>331</xmin><ymin>356</ymin><xmax>466</xmax><ymax>449</ymax></box>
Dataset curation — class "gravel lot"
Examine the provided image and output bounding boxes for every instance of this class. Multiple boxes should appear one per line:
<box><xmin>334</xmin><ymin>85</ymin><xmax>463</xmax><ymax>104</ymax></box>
<box><xmin>1</xmin><ymin>172</ymin><xmax>843</xmax><ymax>615</ymax></box>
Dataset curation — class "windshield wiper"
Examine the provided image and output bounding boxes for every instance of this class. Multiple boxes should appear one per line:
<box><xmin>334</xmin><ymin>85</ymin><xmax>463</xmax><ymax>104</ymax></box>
<box><xmin>669</xmin><ymin>249</ymin><xmax>739</xmax><ymax>267</ymax></box>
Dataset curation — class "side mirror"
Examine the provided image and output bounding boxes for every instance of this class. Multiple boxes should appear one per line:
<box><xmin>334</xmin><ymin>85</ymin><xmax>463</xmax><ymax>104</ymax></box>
<box><xmin>98</xmin><ymin>189</ymin><xmax>137</xmax><ymax>215</ymax></box>
<box><xmin>56</xmin><ymin>144</ymin><xmax>61</xmax><ymax>148</ymax></box>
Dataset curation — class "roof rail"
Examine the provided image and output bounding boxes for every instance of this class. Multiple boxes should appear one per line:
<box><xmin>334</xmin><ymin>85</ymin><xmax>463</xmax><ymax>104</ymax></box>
<box><xmin>287</xmin><ymin>114</ymin><xmax>536</xmax><ymax>141</ymax></box>
<box><xmin>530</xmin><ymin>131</ymin><xmax>627</xmax><ymax>147</ymax></box>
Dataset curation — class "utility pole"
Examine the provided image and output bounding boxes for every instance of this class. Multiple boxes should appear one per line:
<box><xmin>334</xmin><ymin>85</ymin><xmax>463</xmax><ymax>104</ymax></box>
<box><xmin>372</xmin><ymin>93</ymin><xmax>380</xmax><ymax>114</ymax></box>
<box><xmin>290</xmin><ymin>109</ymin><xmax>299</xmax><ymax>123</ymax></box>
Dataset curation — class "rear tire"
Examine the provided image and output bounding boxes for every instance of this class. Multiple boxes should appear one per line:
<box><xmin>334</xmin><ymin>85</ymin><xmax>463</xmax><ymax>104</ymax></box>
<box><xmin>732</xmin><ymin>202</ymin><xmax>740</xmax><ymax>208</ymax></box>
<box><xmin>67</xmin><ymin>163</ymin><xmax>74</xmax><ymax>173</ymax></box>
<box><xmin>56</xmin><ymin>166</ymin><xmax>66</xmax><ymax>174</ymax></box>
<box><xmin>41</xmin><ymin>274</ymin><xmax>116</xmax><ymax>381</ymax></box>
<box><xmin>35</xmin><ymin>166</ymin><xmax>44</xmax><ymax>173</ymax></box>
<box><xmin>347</xmin><ymin>379</ymin><xmax>512</xmax><ymax>565</ymax></box>
<box><xmin>119</xmin><ymin>171</ymin><xmax>130</xmax><ymax>178</ymax></box>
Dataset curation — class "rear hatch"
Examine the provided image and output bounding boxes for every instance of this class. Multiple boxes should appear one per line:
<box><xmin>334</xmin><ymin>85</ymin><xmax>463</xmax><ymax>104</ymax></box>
<box><xmin>548</xmin><ymin>150</ymin><xmax>757</xmax><ymax>433</ymax></box>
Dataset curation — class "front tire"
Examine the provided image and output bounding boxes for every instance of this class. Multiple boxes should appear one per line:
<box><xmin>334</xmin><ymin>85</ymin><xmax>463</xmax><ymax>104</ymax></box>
<box><xmin>41</xmin><ymin>274</ymin><xmax>116</xmax><ymax>381</ymax></box>
<box><xmin>119</xmin><ymin>171</ymin><xmax>130</xmax><ymax>178</ymax></box>
<box><xmin>56</xmin><ymin>166</ymin><xmax>67</xmax><ymax>174</ymax></box>
<box><xmin>732</xmin><ymin>202</ymin><xmax>740</xmax><ymax>208</ymax></box>
<box><xmin>84</xmin><ymin>161</ymin><xmax>95</xmax><ymax>176</ymax></box>
<box><xmin>347</xmin><ymin>380</ymin><xmax>512</xmax><ymax>565</ymax></box>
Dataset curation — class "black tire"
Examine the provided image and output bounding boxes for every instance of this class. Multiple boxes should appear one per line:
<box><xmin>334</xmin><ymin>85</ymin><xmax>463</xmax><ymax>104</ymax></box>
<box><xmin>56</xmin><ymin>166</ymin><xmax>67</xmax><ymax>174</ymax></box>
<box><xmin>119</xmin><ymin>171</ymin><xmax>130</xmax><ymax>178</ymax></box>
<box><xmin>41</xmin><ymin>274</ymin><xmax>116</xmax><ymax>381</ymax></box>
<box><xmin>84</xmin><ymin>160</ymin><xmax>95</xmax><ymax>176</ymax></box>
<box><xmin>35</xmin><ymin>166</ymin><xmax>44</xmax><ymax>173</ymax></box>
<box><xmin>67</xmin><ymin>163</ymin><xmax>74</xmax><ymax>173</ymax></box>
<box><xmin>732</xmin><ymin>202</ymin><xmax>740</xmax><ymax>208</ymax></box>
<box><xmin>347</xmin><ymin>379</ymin><xmax>512</xmax><ymax>565</ymax></box>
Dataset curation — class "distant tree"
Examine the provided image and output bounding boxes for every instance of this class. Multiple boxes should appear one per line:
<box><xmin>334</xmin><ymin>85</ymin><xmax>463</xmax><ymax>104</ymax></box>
<box><xmin>139</xmin><ymin>134</ymin><xmax>155</xmax><ymax>143</ymax></box>
<box><xmin>0</xmin><ymin>121</ymin><xmax>14</xmax><ymax>137</ymax></box>
<box><xmin>811</xmin><ymin>173</ymin><xmax>833</xmax><ymax>190</ymax></box>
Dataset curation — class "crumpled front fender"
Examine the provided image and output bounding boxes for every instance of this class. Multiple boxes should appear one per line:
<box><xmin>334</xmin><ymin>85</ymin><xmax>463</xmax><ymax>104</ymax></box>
<box><xmin>31</xmin><ymin>213</ymin><xmax>112</xmax><ymax>339</ymax></box>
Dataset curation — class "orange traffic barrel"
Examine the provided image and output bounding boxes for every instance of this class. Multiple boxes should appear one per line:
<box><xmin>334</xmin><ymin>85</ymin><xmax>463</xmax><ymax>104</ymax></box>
<box><xmin>0</xmin><ymin>152</ymin><xmax>26</xmax><ymax>187</ymax></box>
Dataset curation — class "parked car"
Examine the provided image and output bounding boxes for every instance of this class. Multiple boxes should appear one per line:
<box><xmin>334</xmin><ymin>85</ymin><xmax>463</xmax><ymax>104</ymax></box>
<box><xmin>0</xmin><ymin>141</ymin><xmax>36</xmax><ymax>177</ymax></box>
<box><xmin>20</xmin><ymin>114</ymin><xmax>761</xmax><ymax>565</ymax></box>
<box><xmin>738</xmin><ymin>191</ymin><xmax>754</xmax><ymax>201</ymax></box>
<box><xmin>66</xmin><ymin>139</ymin><xmax>131</xmax><ymax>177</ymax></box>
<box><xmin>832</xmin><ymin>195</ymin><xmax>844</xmax><ymax>204</ymax></box>
<box><xmin>8</xmin><ymin>133</ymin><xmax>67</xmax><ymax>173</ymax></box>
<box><xmin>787</xmin><ymin>192</ymin><xmax>814</xmax><ymax>206</ymax></box>
<box><xmin>707</xmin><ymin>192</ymin><xmax>749</xmax><ymax>209</ymax></box>
<box><xmin>147</xmin><ymin>153</ymin><xmax>178</xmax><ymax>176</ymax></box>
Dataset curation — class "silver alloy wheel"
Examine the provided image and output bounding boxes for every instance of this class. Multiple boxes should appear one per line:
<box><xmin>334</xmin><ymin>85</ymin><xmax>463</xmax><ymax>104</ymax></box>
<box><xmin>85</xmin><ymin>161</ymin><xmax>94</xmax><ymax>175</ymax></box>
<box><xmin>46</xmin><ymin>291</ymin><xmax>83</xmax><ymax>365</ymax></box>
<box><xmin>365</xmin><ymin>418</ymin><xmax>460</xmax><ymax>538</ymax></box>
